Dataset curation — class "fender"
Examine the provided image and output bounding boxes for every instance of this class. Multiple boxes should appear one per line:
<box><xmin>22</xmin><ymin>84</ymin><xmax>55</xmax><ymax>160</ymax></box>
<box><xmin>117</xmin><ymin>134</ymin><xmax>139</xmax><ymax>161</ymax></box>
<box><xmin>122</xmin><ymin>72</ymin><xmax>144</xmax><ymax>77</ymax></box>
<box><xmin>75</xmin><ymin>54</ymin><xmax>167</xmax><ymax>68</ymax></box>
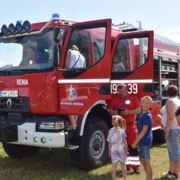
<box><xmin>79</xmin><ymin>100</ymin><xmax>107</xmax><ymax>136</ymax></box>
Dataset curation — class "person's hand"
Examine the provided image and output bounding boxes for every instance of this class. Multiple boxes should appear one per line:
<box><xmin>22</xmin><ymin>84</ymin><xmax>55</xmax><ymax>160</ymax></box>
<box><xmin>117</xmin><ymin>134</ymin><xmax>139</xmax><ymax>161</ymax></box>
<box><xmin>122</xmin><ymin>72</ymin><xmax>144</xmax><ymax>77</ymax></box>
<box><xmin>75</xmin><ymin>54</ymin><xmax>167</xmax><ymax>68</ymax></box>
<box><xmin>108</xmin><ymin>151</ymin><xmax>111</xmax><ymax>158</ymax></box>
<box><xmin>114</xmin><ymin>109</ymin><xmax>120</xmax><ymax>115</ymax></box>
<box><xmin>132</xmin><ymin>141</ymin><xmax>139</xmax><ymax>149</ymax></box>
<box><xmin>131</xmin><ymin>142</ymin><xmax>137</xmax><ymax>149</ymax></box>
<box><xmin>120</xmin><ymin>108</ymin><xmax>128</xmax><ymax>115</ymax></box>
<box><xmin>164</xmin><ymin>131</ymin><xmax>169</xmax><ymax>140</ymax></box>
<box><xmin>136</xmin><ymin>143</ymin><xmax>140</xmax><ymax>149</ymax></box>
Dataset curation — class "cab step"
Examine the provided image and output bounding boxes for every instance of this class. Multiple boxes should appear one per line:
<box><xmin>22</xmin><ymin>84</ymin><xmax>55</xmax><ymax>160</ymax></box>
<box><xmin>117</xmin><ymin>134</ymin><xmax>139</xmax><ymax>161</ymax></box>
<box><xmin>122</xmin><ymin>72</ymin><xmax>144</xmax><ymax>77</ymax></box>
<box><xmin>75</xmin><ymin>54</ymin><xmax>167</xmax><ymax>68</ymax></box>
<box><xmin>63</xmin><ymin>143</ymin><xmax>79</xmax><ymax>150</ymax></box>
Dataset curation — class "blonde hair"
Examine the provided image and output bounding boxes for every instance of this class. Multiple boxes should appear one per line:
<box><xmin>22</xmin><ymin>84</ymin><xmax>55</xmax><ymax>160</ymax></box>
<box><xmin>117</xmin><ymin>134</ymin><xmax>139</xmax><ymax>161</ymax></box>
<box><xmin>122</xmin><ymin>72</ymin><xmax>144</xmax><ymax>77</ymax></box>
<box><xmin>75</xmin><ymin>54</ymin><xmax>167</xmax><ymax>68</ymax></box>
<box><xmin>71</xmin><ymin>45</ymin><xmax>79</xmax><ymax>51</ymax></box>
<box><xmin>112</xmin><ymin>115</ymin><xmax>126</xmax><ymax>130</ymax></box>
<box><xmin>141</xmin><ymin>95</ymin><xmax>152</xmax><ymax>103</ymax></box>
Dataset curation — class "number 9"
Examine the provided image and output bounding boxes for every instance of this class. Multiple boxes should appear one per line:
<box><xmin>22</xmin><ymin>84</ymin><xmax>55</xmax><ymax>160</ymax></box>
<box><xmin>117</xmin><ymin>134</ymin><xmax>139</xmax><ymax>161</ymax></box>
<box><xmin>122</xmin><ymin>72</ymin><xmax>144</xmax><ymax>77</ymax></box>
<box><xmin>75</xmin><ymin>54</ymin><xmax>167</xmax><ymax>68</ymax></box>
<box><xmin>111</xmin><ymin>84</ymin><xmax>117</xmax><ymax>94</ymax></box>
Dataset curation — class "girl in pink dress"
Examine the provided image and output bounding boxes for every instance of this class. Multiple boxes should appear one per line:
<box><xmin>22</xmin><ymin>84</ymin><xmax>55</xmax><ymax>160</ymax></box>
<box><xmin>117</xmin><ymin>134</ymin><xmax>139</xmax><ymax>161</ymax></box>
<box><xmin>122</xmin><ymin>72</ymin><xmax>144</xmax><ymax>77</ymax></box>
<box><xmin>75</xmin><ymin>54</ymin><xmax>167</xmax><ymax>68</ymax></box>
<box><xmin>107</xmin><ymin>115</ymin><xmax>128</xmax><ymax>180</ymax></box>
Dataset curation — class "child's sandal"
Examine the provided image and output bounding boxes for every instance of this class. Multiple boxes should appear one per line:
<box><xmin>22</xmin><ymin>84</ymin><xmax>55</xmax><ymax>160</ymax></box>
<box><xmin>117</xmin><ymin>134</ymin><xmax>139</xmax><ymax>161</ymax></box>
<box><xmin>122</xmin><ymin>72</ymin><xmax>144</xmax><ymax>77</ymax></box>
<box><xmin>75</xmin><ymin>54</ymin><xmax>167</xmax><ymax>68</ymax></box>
<box><xmin>166</xmin><ymin>173</ymin><xmax>178</xmax><ymax>179</ymax></box>
<box><xmin>162</xmin><ymin>171</ymin><xmax>173</xmax><ymax>177</ymax></box>
<box><xmin>172</xmin><ymin>173</ymin><xmax>179</xmax><ymax>178</ymax></box>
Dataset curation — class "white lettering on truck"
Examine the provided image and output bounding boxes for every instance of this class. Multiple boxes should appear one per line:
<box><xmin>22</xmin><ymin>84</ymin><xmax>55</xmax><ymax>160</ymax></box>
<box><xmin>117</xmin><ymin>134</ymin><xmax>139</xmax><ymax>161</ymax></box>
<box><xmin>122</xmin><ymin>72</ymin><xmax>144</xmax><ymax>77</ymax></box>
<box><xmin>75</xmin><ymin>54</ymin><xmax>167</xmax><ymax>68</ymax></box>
<box><xmin>17</xmin><ymin>79</ymin><xmax>28</xmax><ymax>85</ymax></box>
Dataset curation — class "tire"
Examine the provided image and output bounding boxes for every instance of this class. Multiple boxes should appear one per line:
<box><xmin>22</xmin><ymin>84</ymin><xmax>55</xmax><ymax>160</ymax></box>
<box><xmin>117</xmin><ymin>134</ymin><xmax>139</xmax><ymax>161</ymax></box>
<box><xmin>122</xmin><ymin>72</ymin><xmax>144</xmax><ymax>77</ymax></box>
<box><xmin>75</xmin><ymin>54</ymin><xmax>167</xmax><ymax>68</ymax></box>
<box><xmin>153</xmin><ymin>129</ymin><xmax>166</xmax><ymax>144</ymax></box>
<box><xmin>70</xmin><ymin>116</ymin><xmax>109</xmax><ymax>170</ymax></box>
<box><xmin>2</xmin><ymin>143</ymin><xmax>40</xmax><ymax>158</ymax></box>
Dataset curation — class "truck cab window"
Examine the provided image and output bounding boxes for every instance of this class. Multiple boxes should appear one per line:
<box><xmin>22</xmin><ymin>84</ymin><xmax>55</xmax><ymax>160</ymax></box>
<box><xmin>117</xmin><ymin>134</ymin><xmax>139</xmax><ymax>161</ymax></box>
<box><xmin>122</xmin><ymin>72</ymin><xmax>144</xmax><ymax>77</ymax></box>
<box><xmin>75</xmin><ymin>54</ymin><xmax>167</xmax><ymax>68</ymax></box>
<box><xmin>66</xmin><ymin>33</ymin><xmax>89</xmax><ymax>68</ymax></box>
<box><xmin>94</xmin><ymin>39</ymin><xmax>105</xmax><ymax>62</ymax></box>
<box><xmin>112</xmin><ymin>37</ymin><xmax>149</xmax><ymax>72</ymax></box>
<box><xmin>79</xmin><ymin>37</ymin><xmax>89</xmax><ymax>66</ymax></box>
<box><xmin>112</xmin><ymin>41</ymin><xmax>127</xmax><ymax>71</ymax></box>
<box><xmin>65</xmin><ymin>27</ymin><xmax>106</xmax><ymax>69</ymax></box>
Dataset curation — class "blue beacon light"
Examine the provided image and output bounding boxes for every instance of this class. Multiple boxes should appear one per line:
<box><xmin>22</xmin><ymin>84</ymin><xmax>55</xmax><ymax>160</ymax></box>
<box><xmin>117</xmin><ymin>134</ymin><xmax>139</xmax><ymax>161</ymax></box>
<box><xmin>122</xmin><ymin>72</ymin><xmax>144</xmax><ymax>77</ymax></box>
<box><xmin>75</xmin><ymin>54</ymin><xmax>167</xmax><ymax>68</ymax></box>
<box><xmin>52</xmin><ymin>13</ymin><xmax>60</xmax><ymax>18</ymax></box>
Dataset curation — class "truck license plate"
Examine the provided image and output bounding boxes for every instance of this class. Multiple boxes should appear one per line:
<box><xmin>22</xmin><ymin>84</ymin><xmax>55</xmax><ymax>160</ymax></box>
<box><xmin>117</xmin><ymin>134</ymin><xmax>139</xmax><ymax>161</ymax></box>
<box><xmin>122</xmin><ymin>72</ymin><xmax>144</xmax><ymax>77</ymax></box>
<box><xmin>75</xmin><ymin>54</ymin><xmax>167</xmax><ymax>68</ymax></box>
<box><xmin>0</xmin><ymin>90</ymin><xmax>18</xmax><ymax>97</ymax></box>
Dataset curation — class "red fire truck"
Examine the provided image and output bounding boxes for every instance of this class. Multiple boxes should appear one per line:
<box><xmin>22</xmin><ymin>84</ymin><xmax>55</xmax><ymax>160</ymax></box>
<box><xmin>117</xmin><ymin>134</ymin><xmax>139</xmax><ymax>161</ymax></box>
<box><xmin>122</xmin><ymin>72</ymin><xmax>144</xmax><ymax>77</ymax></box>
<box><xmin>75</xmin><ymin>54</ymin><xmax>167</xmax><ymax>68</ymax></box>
<box><xmin>0</xmin><ymin>14</ymin><xmax>179</xmax><ymax>170</ymax></box>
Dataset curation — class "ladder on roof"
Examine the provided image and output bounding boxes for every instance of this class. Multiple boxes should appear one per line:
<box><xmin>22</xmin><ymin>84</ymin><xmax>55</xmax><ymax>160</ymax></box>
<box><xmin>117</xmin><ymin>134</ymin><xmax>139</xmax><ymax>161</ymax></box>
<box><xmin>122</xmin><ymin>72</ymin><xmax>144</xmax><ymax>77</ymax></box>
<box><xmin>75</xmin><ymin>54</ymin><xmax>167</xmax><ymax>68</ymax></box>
<box><xmin>112</xmin><ymin>21</ymin><xmax>140</xmax><ymax>32</ymax></box>
<box><xmin>112</xmin><ymin>21</ymin><xmax>180</xmax><ymax>47</ymax></box>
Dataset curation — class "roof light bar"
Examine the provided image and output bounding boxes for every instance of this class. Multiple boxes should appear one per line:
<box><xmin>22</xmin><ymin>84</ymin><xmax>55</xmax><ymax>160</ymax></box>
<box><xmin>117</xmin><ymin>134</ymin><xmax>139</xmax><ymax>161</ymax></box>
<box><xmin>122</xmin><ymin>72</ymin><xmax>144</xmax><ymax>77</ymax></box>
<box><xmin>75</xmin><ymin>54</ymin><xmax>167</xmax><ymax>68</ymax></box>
<box><xmin>0</xmin><ymin>13</ymin><xmax>62</xmax><ymax>38</ymax></box>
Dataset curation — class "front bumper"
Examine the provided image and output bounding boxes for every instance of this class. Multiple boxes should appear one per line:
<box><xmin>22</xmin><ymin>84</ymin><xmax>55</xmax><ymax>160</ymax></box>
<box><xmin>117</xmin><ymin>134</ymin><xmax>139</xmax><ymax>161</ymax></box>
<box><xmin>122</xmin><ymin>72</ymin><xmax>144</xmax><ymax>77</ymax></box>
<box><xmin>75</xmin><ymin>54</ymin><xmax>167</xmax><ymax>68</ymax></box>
<box><xmin>0</xmin><ymin>123</ymin><xmax>66</xmax><ymax>148</ymax></box>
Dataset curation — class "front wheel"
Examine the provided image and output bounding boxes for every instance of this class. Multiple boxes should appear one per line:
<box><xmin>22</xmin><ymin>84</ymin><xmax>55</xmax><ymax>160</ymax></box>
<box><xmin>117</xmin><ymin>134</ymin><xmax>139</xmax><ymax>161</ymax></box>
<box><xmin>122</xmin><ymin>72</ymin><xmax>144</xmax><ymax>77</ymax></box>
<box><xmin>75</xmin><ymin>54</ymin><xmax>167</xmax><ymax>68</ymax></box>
<box><xmin>2</xmin><ymin>143</ymin><xmax>40</xmax><ymax>158</ymax></box>
<box><xmin>70</xmin><ymin>116</ymin><xmax>109</xmax><ymax>170</ymax></box>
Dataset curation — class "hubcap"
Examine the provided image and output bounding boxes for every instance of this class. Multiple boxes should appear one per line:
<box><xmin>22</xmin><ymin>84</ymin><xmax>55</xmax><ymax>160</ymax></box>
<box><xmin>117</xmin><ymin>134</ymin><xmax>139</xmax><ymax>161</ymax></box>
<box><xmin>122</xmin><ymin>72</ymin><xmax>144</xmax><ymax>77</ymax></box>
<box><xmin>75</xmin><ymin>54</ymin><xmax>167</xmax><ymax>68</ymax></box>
<box><xmin>89</xmin><ymin>130</ymin><xmax>105</xmax><ymax>159</ymax></box>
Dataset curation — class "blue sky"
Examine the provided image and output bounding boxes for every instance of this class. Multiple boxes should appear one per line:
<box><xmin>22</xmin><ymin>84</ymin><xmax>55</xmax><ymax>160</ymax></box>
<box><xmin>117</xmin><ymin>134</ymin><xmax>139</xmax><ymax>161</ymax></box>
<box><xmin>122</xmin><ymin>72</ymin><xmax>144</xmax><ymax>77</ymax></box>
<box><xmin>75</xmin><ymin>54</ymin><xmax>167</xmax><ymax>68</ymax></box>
<box><xmin>1</xmin><ymin>0</ymin><xmax>180</xmax><ymax>42</ymax></box>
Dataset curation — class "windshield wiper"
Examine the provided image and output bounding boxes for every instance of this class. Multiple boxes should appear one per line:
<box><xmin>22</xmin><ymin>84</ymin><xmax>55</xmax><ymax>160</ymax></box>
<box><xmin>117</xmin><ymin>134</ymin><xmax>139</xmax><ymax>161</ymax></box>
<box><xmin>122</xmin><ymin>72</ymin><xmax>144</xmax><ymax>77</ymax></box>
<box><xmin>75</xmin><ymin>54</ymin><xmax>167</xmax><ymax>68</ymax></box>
<box><xmin>11</xmin><ymin>68</ymin><xmax>42</xmax><ymax>73</ymax></box>
<box><xmin>57</xmin><ymin>68</ymin><xmax>87</xmax><ymax>72</ymax></box>
<box><xmin>0</xmin><ymin>70</ymin><xmax>11</xmax><ymax>75</ymax></box>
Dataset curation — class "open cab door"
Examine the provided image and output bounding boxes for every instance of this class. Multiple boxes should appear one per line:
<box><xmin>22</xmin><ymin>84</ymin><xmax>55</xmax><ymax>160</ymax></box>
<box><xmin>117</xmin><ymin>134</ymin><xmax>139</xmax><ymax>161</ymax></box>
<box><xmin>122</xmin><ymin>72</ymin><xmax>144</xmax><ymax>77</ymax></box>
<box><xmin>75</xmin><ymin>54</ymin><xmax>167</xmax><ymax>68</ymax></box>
<box><xmin>111</xmin><ymin>30</ymin><xmax>154</xmax><ymax>100</ymax></box>
<box><xmin>59</xmin><ymin>19</ymin><xmax>112</xmax><ymax>115</ymax></box>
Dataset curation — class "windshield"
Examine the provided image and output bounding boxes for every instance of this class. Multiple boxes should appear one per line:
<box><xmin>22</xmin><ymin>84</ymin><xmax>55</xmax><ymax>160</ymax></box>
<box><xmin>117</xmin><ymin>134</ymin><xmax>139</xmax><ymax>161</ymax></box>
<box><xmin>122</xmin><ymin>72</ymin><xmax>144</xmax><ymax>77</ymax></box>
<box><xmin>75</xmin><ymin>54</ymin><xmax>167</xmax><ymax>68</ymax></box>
<box><xmin>0</xmin><ymin>30</ymin><xmax>54</xmax><ymax>74</ymax></box>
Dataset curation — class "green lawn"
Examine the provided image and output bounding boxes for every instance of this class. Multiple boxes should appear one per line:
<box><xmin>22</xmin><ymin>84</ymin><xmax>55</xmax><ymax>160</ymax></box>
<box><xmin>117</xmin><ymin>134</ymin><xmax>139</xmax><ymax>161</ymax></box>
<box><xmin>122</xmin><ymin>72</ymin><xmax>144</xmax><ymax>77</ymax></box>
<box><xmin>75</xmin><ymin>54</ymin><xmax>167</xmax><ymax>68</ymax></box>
<box><xmin>0</xmin><ymin>142</ymin><xmax>168</xmax><ymax>180</ymax></box>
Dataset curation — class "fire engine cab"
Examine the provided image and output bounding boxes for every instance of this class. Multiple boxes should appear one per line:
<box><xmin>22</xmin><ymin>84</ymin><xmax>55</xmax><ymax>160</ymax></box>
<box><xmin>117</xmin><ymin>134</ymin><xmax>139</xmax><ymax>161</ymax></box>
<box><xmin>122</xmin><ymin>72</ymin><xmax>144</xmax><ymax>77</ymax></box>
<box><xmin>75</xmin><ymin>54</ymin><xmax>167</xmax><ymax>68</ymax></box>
<box><xmin>0</xmin><ymin>14</ymin><xmax>179</xmax><ymax>170</ymax></box>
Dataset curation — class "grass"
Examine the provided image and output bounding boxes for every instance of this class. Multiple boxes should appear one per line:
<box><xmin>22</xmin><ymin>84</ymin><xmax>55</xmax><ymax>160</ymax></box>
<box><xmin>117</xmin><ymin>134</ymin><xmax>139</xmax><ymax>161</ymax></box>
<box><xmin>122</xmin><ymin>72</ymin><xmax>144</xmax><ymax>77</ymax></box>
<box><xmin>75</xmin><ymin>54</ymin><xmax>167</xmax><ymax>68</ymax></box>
<box><xmin>0</xmin><ymin>142</ymin><xmax>169</xmax><ymax>180</ymax></box>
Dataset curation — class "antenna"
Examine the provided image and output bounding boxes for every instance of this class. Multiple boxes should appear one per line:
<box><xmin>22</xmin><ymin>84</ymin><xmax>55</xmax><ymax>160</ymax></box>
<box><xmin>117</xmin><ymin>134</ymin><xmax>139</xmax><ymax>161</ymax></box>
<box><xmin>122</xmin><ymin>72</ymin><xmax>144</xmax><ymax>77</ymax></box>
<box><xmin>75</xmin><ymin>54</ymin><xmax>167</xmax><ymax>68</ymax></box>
<box><xmin>136</xmin><ymin>21</ymin><xmax>142</xmax><ymax>30</ymax></box>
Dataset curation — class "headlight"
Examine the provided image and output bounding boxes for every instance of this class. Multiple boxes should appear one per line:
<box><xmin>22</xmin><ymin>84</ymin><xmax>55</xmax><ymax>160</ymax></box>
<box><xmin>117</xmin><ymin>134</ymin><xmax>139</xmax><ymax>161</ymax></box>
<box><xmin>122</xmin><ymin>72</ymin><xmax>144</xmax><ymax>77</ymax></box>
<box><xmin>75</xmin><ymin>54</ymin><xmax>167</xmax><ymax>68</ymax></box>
<box><xmin>37</xmin><ymin>122</ymin><xmax>65</xmax><ymax>131</ymax></box>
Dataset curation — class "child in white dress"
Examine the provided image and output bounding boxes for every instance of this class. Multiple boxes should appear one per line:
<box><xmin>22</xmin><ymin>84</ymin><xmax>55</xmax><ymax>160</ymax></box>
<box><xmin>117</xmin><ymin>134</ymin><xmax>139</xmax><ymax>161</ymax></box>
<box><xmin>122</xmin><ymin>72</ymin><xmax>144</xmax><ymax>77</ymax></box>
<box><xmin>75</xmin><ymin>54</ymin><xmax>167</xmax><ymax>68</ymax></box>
<box><xmin>107</xmin><ymin>115</ymin><xmax>129</xmax><ymax>180</ymax></box>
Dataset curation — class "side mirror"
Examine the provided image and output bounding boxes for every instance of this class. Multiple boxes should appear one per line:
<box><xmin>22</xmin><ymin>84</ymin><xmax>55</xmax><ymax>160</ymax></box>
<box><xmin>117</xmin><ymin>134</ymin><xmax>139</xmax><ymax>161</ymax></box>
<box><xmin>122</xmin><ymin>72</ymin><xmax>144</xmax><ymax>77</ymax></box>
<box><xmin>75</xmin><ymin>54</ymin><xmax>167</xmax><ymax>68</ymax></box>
<box><xmin>53</xmin><ymin>27</ymin><xmax>64</xmax><ymax>42</ymax></box>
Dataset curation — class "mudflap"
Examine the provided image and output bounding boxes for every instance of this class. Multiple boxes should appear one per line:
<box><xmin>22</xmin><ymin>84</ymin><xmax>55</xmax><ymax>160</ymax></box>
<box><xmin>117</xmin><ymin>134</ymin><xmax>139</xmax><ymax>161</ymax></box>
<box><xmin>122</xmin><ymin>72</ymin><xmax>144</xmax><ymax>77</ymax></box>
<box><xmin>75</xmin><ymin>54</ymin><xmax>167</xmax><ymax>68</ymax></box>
<box><xmin>0</xmin><ymin>125</ymin><xmax>18</xmax><ymax>142</ymax></box>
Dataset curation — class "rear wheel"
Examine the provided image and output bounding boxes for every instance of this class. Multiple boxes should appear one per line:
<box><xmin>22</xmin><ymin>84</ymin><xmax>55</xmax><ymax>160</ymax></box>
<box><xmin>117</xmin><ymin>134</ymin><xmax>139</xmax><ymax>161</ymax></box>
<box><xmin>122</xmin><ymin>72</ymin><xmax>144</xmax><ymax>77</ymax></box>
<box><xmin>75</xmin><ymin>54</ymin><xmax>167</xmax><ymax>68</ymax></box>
<box><xmin>70</xmin><ymin>116</ymin><xmax>109</xmax><ymax>170</ymax></box>
<box><xmin>2</xmin><ymin>143</ymin><xmax>40</xmax><ymax>158</ymax></box>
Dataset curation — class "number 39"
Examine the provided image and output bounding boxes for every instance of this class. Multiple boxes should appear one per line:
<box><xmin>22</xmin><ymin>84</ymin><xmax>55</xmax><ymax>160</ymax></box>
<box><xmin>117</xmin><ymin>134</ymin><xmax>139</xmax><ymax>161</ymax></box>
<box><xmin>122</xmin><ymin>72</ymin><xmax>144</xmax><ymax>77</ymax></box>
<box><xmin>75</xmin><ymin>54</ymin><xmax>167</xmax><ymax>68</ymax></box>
<box><xmin>127</xmin><ymin>84</ymin><xmax>138</xmax><ymax>94</ymax></box>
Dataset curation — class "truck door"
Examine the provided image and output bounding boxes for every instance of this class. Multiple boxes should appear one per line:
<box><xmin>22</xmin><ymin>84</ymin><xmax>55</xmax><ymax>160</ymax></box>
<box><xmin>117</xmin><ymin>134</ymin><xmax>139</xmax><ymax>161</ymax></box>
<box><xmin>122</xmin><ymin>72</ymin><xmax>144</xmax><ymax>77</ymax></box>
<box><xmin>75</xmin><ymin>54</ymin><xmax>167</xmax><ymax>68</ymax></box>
<box><xmin>111</xmin><ymin>31</ymin><xmax>154</xmax><ymax>100</ymax></box>
<box><xmin>58</xmin><ymin>19</ymin><xmax>112</xmax><ymax>115</ymax></box>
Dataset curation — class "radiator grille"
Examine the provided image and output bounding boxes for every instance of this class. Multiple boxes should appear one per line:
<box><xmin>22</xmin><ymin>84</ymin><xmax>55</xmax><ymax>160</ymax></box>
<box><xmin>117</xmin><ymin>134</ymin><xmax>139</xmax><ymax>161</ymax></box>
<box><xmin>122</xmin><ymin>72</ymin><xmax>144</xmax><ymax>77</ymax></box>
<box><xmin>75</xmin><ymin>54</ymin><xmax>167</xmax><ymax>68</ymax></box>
<box><xmin>0</xmin><ymin>98</ymin><xmax>30</xmax><ymax>112</ymax></box>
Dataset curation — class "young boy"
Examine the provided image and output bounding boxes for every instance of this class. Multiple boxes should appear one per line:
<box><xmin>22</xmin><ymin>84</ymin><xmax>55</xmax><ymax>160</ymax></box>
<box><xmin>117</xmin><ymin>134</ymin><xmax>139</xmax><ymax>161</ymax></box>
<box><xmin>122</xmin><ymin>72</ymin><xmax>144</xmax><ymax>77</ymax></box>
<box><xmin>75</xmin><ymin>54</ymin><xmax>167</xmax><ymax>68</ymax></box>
<box><xmin>132</xmin><ymin>96</ymin><xmax>153</xmax><ymax>180</ymax></box>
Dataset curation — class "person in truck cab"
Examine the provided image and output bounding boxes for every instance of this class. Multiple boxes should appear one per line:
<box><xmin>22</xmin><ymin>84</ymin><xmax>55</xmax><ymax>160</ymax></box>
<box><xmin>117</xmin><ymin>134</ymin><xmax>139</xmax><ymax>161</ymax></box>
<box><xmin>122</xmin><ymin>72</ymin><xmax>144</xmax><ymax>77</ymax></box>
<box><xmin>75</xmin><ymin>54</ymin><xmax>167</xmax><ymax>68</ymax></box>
<box><xmin>113</xmin><ymin>49</ymin><xmax>125</xmax><ymax>71</ymax></box>
<box><xmin>65</xmin><ymin>45</ymin><xmax>86</xmax><ymax>68</ymax></box>
<box><xmin>113</xmin><ymin>55</ymin><xmax>125</xmax><ymax>71</ymax></box>
<box><xmin>65</xmin><ymin>45</ymin><xmax>86</xmax><ymax>129</ymax></box>
<box><xmin>20</xmin><ymin>46</ymin><xmax>38</xmax><ymax>66</ymax></box>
